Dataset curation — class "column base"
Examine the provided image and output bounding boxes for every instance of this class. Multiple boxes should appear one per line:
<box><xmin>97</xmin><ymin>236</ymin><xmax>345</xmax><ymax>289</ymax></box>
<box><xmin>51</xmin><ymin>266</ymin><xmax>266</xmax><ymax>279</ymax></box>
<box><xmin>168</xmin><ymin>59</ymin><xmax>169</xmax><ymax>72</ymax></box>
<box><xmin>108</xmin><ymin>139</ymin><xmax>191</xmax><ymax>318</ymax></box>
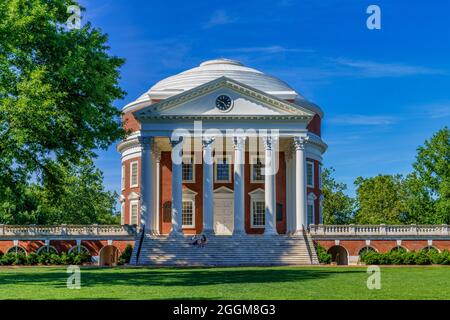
<box><xmin>263</xmin><ymin>228</ymin><xmax>278</xmax><ymax>236</ymax></box>
<box><xmin>232</xmin><ymin>230</ymin><xmax>247</xmax><ymax>236</ymax></box>
<box><xmin>169</xmin><ymin>230</ymin><xmax>184</xmax><ymax>237</ymax></box>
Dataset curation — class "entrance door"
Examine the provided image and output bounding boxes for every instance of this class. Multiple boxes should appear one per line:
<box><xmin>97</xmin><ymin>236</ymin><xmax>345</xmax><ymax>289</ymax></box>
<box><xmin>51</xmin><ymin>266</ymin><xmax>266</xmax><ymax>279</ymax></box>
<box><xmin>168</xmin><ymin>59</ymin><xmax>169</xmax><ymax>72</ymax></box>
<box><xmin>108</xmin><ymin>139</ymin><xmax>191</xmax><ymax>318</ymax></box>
<box><xmin>214</xmin><ymin>189</ymin><xmax>234</xmax><ymax>235</ymax></box>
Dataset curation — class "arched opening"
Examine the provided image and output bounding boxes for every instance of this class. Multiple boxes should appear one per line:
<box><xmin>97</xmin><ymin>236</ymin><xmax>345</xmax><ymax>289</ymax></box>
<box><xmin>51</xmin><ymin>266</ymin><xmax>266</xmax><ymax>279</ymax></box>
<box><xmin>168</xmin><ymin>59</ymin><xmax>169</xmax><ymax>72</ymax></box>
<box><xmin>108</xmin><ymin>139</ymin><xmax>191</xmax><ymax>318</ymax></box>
<box><xmin>422</xmin><ymin>246</ymin><xmax>440</xmax><ymax>253</ymax></box>
<box><xmin>327</xmin><ymin>245</ymin><xmax>348</xmax><ymax>265</ymax></box>
<box><xmin>7</xmin><ymin>246</ymin><xmax>27</xmax><ymax>255</ymax></box>
<box><xmin>68</xmin><ymin>245</ymin><xmax>90</xmax><ymax>255</ymax></box>
<box><xmin>358</xmin><ymin>246</ymin><xmax>377</xmax><ymax>256</ymax></box>
<box><xmin>99</xmin><ymin>245</ymin><xmax>119</xmax><ymax>266</ymax></box>
<box><xmin>36</xmin><ymin>246</ymin><xmax>58</xmax><ymax>255</ymax></box>
<box><xmin>390</xmin><ymin>246</ymin><xmax>407</xmax><ymax>253</ymax></box>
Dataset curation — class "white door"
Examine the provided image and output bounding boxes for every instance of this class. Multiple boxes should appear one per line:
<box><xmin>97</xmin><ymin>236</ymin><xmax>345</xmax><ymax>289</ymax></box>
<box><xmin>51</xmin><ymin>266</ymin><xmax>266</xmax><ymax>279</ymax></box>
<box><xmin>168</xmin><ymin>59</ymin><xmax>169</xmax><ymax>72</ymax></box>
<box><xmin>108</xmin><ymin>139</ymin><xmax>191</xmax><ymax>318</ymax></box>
<box><xmin>214</xmin><ymin>198</ymin><xmax>234</xmax><ymax>235</ymax></box>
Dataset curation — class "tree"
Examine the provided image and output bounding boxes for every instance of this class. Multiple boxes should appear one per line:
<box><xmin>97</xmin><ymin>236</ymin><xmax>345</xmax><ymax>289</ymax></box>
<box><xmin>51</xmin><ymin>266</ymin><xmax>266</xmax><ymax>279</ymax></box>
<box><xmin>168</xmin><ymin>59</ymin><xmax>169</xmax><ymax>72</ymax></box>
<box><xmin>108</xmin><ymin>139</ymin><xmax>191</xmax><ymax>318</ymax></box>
<box><xmin>0</xmin><ymin>161</ymin><xmax>120</xmax><ymax>225</ymax></box>
<box><xmin>354</xmin><ymin>175</ymin><xmax>408</xmax><ymax>224</ymax></box>
<box><xmin>405</xmin><ymin>127</ymin><xmax>450</xmax><ymax>224</ymax></box>
<box><xmin>321</xmin><ymin>167</ymin><xmax>355</xmax><ymax>224</ymax></box>
<box><xmin>0</xmin><ymin>0</ymin><xmax>125</xmax><ymax>224</ymax></box>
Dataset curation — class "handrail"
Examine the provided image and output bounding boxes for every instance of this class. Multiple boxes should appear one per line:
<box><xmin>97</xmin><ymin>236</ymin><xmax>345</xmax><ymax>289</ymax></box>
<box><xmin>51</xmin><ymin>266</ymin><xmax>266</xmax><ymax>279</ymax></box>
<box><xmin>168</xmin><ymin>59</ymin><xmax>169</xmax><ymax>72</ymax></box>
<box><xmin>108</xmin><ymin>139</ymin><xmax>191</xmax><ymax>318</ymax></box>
<box><xmin>135</xmin><ymin>225</ymin><xmax>145</xmax><ymax>265</ymax></box>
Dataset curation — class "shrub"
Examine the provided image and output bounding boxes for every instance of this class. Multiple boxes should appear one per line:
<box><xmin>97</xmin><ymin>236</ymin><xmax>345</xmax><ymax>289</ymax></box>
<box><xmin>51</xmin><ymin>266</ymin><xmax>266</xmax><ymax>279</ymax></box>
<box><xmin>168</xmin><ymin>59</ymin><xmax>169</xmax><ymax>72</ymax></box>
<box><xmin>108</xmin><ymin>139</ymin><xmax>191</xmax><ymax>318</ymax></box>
<box><xmin>388</xmin><ymin>251</ymin><xmax>405</xmax><ymax>265</ymax></box>
<box><xmin>26</xmin><ymin>253</ymin><xmax>39</xmax><ymax>265</ymax></box>
<box><xmin>12</xmin><ymin>253</ymin><xmax>27</xmax><ymax>265</ymax></box>
<box><xmin>315</xmin><ymin>244</ymin><xmax>332</xmax><ymax>264</ymax></box>
<box><xmin>119</xmin><ymin>244</ymin><xmax>133</xmax><ymax>265</ymax></box>
<box><xmin>403</xmin><ymin>252</ymin><xmax>417</xmax><ymax>265</ymax></box>
<box><xmin>0</xmin><ymin>253</ymin><xmax>16</xmax><ymax>265</ymax></box>
<box><xmin>415</xmin><ymin>250</ymin><xmax>431</xmax><ymax>265</ymax></box>
<box><xmin>360</xmin><ymin>251</ymin><xmax>380</xmax><ymax>265</ymax></box>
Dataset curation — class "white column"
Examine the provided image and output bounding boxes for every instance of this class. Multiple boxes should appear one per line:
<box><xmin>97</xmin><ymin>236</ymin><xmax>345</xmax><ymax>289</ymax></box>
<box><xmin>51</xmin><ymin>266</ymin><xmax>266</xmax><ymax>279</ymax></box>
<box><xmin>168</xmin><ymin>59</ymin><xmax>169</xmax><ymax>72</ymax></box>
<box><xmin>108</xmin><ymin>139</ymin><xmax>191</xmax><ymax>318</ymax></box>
<box><xmin>293</xmin><ymin>136</ymin><xmax>308</xmax><ymax>233</ymax></box>
<box><xmin>263</xmin><ymin>136</ymin><xmax>278</xmax><ymax>235</ymax></box>
<box><xmin>202</xmin><ymin>136</ymin><xmax>215</xmax><ymax>234</ymax></box>
<box><xmin>170</xmin><ymin>137</ymin><xmax>183</xmax><ymax>236</ymax></box>
<box><xmin>153</xmin><ymin>148</ymin><xmax>161</xmax><ymax>235</ymax></box>
<box><xmin>290</xmin><ymin>149</ymin><xmax>297</xmax><ymax>233</ymax></box>
<box><xmin>285</xmin><ymin>149</ymin><xmax>292</xmax><ymax>234</ymax></box>
<box><xmin>233</xmin><ymin>136</ymin><xmax>246</xmax><ymax>235</ymax></box>
<box><xmin>138</xmin><ymin>136</ymin><xmax>154</xmax><ymax>233</ymax></box>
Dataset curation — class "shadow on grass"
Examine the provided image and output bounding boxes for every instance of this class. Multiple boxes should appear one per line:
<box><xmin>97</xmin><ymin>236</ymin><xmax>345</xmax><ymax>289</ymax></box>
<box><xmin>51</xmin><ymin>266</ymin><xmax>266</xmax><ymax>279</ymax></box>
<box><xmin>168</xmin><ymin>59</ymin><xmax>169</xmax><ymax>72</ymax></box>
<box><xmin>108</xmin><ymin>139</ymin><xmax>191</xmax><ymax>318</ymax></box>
<box><xmin>0</xmin><ymin>267</ymin><xmax>366</xmax><ymax>290</ymax></box>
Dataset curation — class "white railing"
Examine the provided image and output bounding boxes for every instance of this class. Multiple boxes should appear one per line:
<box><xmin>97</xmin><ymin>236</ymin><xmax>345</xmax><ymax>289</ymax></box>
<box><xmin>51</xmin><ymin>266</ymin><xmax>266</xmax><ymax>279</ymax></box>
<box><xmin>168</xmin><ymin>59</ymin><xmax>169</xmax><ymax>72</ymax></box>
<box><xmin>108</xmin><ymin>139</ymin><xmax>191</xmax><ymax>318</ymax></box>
<box><xmin>309</xmin><ymin>224</ymin><xmax>450</xmax><ymax>237</ymax></box>
<box><xmin>0</xmin><ymin>224</ymin><xmax>137</xmax><ymax>237</ymax></box>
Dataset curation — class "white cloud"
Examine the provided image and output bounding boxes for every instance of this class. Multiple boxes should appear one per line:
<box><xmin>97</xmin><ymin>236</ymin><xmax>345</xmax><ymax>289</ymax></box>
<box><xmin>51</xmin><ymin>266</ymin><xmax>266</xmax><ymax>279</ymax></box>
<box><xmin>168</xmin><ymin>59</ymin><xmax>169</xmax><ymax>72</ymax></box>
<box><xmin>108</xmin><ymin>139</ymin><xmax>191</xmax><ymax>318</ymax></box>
<box><xmin>218</xmin><ymin>46</ymin><xmax>314</xmax><ymax>54</ymax></box>
<box><xmin>328</xmin><ymin>115</ymin><xmax>398</xmax><ymax>126</ymax></box>
<box><xmin>332</xmin><ymin>58</ymin><xmax>444</xmax><ymax>78</ymax></box>
<box><xmin>204</xmin><ymin>10</ymin><xmax>237</xmax><ymax>28</ymax></box>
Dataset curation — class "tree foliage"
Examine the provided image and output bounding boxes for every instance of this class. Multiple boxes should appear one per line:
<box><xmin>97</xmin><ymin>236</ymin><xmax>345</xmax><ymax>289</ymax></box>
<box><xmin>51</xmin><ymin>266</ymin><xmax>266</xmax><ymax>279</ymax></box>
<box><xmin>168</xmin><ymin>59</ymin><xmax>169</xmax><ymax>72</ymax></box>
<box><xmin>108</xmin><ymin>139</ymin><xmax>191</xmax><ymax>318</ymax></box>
<box><xmin>321</xmin><ymin>167</ymin><xmax>355</xmax><ymax>224</ymax></box>
<box><xmin>354</xmin><ymin>174</ymin><xmax>407</xmax><ymax>224</ymax></box>
<box><xmin>405</xmin><ymin>127</ymin><xmax>450</xmax><ymax>224</ymax></box>
<box><xmin>0</xmin><ymin>0</ymin><xmax>125</xmax><ymax>224</ymax></box>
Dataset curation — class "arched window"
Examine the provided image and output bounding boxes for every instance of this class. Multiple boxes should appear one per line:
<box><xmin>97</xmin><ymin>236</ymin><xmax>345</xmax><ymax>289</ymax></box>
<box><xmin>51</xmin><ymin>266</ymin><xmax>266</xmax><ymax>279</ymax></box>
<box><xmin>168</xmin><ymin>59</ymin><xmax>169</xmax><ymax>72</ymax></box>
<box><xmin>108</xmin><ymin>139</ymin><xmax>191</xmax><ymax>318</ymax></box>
<box><xmin>68</xmin><ymin>245</ymin><xmax>90</xmax><ymax>255</ymax></box>
<box><xmin>7</xmin><ymin>246</ymin><xmax>26</xmax><ymax>255</ymax></box>
<box><xmin>422</xmin><ymin>246</ymin><xmax>439</xmax><ymax>253</ymax></box>
<box><xmin>36</xmin><ymin>246</ymin><xmax>58</xmax><ymax>255</ymax></box>
<box><xmin>390</xmin><ymin>246</ymin><xmax>407</xmax><ymax>253</ymax></box>
<box><xmin>358</xmin><ymin>246</ymin><xmax>377</xmax><ymax>256</ymax></box>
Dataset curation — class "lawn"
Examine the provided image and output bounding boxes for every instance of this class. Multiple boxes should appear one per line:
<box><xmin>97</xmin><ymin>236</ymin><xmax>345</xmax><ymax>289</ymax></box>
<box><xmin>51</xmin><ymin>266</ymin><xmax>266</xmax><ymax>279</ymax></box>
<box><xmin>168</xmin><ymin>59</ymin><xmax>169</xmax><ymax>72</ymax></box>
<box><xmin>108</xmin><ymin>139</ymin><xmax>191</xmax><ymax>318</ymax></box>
<box><xmin>0</xmin><ymin>266</ymin><xmax>449</xmax><ymax>300</ymax></box>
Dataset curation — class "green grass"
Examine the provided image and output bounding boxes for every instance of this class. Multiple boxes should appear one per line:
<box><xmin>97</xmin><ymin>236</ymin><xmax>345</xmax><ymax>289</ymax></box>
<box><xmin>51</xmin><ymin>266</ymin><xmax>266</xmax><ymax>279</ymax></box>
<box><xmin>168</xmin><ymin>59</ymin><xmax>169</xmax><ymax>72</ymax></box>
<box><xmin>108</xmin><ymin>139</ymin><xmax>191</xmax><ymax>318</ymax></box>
<box><xmin>0</xmin><ymin>266</ymin><xmax>449</xmax><ymax>300</ymax></box>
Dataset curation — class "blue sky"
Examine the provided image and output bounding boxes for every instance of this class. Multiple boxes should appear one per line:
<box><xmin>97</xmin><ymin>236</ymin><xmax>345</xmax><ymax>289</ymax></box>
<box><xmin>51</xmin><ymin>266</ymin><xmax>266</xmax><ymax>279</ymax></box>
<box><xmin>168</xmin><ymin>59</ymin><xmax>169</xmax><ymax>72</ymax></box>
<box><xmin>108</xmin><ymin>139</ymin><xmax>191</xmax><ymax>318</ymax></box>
<box><xmin>78</xmin><ymin>0</ymin><xmax>450</xmax><ymax>197</ymax></box>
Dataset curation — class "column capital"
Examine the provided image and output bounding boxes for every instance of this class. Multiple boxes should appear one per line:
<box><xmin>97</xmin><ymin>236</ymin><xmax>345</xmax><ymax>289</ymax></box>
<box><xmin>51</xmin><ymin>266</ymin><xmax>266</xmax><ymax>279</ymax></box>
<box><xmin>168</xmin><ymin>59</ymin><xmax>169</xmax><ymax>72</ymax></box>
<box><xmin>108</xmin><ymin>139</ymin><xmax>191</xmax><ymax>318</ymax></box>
<box><xmin>170</xmin><ymin>136</ymin><xmax>184</xmax><ymax>148</ymax></box>
<box><xmin>202</xmin><ymin>136</ymin><xmax>215</xmax><ymax>149</ymax></box>
<box><xmin>292</xmin><ymin>136</ymin><xmax>309</xmax><ymax>150</ymax></box>
<box><xmin>138</xmin><ymin>136</ymin><xmax>154</xmax><ymax>149</ymax></box>
<box><xmin>232</xmin><ymin>136</ymin><xmax>246</xmax><ymax>150</ymax></box>
<box><xmin>262</xmin><ymin>135</ymin><xmax>278</xmax><ymax>151</ymax></box>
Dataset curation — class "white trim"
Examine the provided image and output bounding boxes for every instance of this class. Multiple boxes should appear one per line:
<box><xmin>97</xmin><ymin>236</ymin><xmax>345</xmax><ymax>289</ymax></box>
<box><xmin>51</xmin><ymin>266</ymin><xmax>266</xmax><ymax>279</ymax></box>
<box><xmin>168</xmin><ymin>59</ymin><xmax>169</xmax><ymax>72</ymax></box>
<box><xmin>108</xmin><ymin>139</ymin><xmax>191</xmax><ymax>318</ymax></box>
<box><xmin>182</xmin><ymin>154</ymin><xmax>196</xmax><ymax>183</ymax></box>
<box><xmin>214</xmin><ymin>154</ymin><xmax>232</xmax><ymax>183</ymax></box>
<box><xmin>250</xmin><ymin>154</ymin><xmax>264</xmax><ymax>183</ymax></box>
<box><xmin>129</xmin><ymin>200</ymin><xmax>139</xmax><ymax>225</ymax></box>
<box><xmin>249</xmin><ymin>188</ymin><xmax>265</xmax><ymax>228</ymax></box>
<box><xmin>318</xmin><ymin>163</ymin><xmax>322</xmax><ymax>190</ymax></box>
<box><xmin>68</xmin><ymin>245</ymin><xmax>89</xmax><ymax>254</ymax></box>
<box><xmin>306</xmin><ymin>161</ymin><xmax>314</xmax><ymax>188</ymax></box>
<box><xmin>130</xmin><ymin>161</ymin><xmax>139</xmax><ymax>188</ymax></box>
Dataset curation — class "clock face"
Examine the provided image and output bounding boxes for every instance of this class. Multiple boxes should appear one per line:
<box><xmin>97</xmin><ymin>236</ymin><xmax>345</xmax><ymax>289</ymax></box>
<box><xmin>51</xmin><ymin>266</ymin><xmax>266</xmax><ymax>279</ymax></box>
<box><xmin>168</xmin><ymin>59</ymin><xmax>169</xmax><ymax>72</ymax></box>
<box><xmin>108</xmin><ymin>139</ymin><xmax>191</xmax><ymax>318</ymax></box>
<box><xmin>215</xmin><ymin>95</ymin><xmax>233</xmax><ymax>112</ymax></box>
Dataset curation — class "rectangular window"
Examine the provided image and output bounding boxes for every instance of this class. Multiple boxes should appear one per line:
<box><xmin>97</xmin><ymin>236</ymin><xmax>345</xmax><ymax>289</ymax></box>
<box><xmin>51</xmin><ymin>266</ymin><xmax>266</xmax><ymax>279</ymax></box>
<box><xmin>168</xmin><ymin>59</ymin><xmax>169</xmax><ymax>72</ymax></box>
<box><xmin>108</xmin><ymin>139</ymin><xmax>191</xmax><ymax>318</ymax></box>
<box><xmin>130</xmin><ymin>201</ymin><xmax>139</xmax><ymax>225</ymax></box>
<box><xmin>252</xmin><ymin>200</ymin><xmax>265</xmax><ymax>227</ymax></box>
<box><xmin>182</xmin><ymin>155</ymin><xmax>195</xmax><ymax>182</ymax></box>
<box><xmin>251</xmin><ymin>155</ymin><xmax>264</xmax><ymax>183</ymax></box>
<box><xmin>307</xmin><ymin>203</ymin><xmax>314</xmax><ymax>226</ymax></box>
<box><xmin>307</xmin><ymin>161</ymin><xmax>314</xmax><ymax>187</ymax></box>
<box><xmin>130</xmin><ymin>161</ymin><xmax>139</xmax><ymax>188</ymax></box>
<box><xmin>182</xmin><ymin>200</ymin><xmax>195</xmax><ymax>227</ymax></box>
<box><xmin>121</xmin><ymin>165</ymin><xmax>125</xmax><ymax>190</ymax></box>
<box><xmin>215</xmin><ymin>155</ymin><xmax>231</xmax><ymax>182</ymax></box>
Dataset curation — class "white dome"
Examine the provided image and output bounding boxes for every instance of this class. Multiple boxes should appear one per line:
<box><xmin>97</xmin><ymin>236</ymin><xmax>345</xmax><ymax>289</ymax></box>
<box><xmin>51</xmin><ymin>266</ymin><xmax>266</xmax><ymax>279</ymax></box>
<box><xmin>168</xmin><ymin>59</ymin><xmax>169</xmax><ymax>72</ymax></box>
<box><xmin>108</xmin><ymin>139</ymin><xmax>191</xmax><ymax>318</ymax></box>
<box><xmin>140</xmin><ymin>59</ymin><xmax>301</xmax><ymax>101</ymax></box>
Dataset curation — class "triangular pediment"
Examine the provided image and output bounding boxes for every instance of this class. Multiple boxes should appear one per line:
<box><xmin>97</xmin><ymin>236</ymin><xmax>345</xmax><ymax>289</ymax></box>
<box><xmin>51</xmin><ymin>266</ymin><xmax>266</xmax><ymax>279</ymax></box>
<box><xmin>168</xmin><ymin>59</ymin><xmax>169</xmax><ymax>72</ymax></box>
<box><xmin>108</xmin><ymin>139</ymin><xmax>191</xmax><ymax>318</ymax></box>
<box><xmin>214</xmin><ymin>186</ymin><xmax>234</xmax><ymax>194</ymax></box>
<box><xmin>133</xmin><ymin>77</ymin><xmax>314</xmax><ymax>120</ymax></box>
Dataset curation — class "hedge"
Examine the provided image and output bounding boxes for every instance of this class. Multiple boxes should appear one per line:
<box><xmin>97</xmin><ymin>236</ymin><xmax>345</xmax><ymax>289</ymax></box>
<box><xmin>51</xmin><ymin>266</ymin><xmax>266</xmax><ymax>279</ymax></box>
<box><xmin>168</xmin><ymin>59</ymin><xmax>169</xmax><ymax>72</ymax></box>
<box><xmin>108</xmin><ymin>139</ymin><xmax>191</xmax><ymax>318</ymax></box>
<box><xmin>315</xmin><ymin>244</ymin><xmax>332</xmax><ymax>264</ymax></box>
<box><xmin>360</xmin><ymin>249</ymin><xmax>450</xmax><ymax>265</ymax></box>
<box><xmin>0</xmin><ymin>251</ymin><xmax>91</xmax><ymax>266</ymax></box>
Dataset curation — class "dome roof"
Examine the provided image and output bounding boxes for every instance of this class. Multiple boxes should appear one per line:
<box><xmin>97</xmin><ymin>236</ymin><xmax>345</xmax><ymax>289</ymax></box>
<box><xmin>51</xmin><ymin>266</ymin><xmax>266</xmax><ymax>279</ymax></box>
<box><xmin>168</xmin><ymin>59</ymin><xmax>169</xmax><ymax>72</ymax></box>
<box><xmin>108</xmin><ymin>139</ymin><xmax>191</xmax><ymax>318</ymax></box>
<box><xmin>137</xmin><ymin>59</ymin><xmax>302</xmax><ymax>102</ymax></box>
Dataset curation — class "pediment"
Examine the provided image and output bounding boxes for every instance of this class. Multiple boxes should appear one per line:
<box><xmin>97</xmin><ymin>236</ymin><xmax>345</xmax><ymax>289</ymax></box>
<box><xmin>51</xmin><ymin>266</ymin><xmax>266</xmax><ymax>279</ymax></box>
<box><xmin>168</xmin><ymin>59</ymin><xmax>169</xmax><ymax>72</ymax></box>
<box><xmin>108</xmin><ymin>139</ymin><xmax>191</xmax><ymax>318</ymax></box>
<box><xmin>134</xmin><ymin>77</ymin><xmax>314</xmax><ymax>120</ymax></box>
<box><xmin>214</xmin><ymin>186</ymin><xmax>234</xmax><ymax>194</ymax></box>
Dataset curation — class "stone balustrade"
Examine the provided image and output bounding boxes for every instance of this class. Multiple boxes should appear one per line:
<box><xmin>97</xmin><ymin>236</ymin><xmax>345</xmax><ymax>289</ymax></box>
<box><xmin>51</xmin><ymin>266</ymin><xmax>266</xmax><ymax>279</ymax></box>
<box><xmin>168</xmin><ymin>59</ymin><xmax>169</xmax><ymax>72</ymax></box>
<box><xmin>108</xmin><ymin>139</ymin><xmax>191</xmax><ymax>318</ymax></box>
<box><xmin>309</xmin><ymin>224</ymin><xmax>450</xmax><ymax>238</ymax></box>
<box><xmin>0</xmin><ymin>224</ymin><xmax>137</xmax><ymax>239</ymax></box>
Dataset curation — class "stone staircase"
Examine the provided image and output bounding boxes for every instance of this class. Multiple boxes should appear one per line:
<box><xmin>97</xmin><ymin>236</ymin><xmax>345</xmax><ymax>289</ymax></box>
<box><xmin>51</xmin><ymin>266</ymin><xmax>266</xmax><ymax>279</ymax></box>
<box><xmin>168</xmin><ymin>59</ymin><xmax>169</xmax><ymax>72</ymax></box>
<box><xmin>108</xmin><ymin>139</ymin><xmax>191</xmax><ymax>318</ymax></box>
<box><xmin>130</xmin><ymin>232</ymin><xmax>319</xmax><ymax>266</ymax></box>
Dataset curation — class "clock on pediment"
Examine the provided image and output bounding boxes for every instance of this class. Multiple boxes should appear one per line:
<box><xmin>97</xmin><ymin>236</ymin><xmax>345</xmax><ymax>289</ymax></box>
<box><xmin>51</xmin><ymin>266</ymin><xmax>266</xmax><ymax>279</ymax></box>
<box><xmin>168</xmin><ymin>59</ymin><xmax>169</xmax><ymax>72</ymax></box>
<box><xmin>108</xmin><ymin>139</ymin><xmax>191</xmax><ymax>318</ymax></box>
<box><xmin>215</xmin><ymin>95</ymin><xmax>233</xmax><ymax>112</ymax></box>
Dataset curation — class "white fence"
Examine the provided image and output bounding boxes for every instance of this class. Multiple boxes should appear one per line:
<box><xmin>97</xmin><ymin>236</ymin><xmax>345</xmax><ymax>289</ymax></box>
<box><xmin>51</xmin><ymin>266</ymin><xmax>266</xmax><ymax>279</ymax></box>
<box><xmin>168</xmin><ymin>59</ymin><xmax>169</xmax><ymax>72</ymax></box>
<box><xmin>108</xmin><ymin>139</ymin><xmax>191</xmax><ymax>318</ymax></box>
<box><xmin>309</xmin><ymin>224</ymin><xmax>450</xmax><ymax>237</ymax></box>
<box><xmin>0</xmin><ymin>224</ymin><xmax>137</xmax><ymax>238</ymax></box>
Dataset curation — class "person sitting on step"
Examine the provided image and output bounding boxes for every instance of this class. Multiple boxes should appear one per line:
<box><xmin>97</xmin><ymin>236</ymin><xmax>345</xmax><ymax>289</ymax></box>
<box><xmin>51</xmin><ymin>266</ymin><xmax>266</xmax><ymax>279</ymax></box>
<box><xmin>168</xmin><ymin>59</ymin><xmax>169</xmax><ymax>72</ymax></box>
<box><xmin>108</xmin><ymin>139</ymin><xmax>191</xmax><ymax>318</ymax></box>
<box><xmin>199</xmin><ymin>234</ymin><xmax>207</xmax><ymax>248</ymax></box>
<box><xmin>190</xmin><ymin>235</ymin><xmax>201</xmax><ymax>247</ymax></box>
